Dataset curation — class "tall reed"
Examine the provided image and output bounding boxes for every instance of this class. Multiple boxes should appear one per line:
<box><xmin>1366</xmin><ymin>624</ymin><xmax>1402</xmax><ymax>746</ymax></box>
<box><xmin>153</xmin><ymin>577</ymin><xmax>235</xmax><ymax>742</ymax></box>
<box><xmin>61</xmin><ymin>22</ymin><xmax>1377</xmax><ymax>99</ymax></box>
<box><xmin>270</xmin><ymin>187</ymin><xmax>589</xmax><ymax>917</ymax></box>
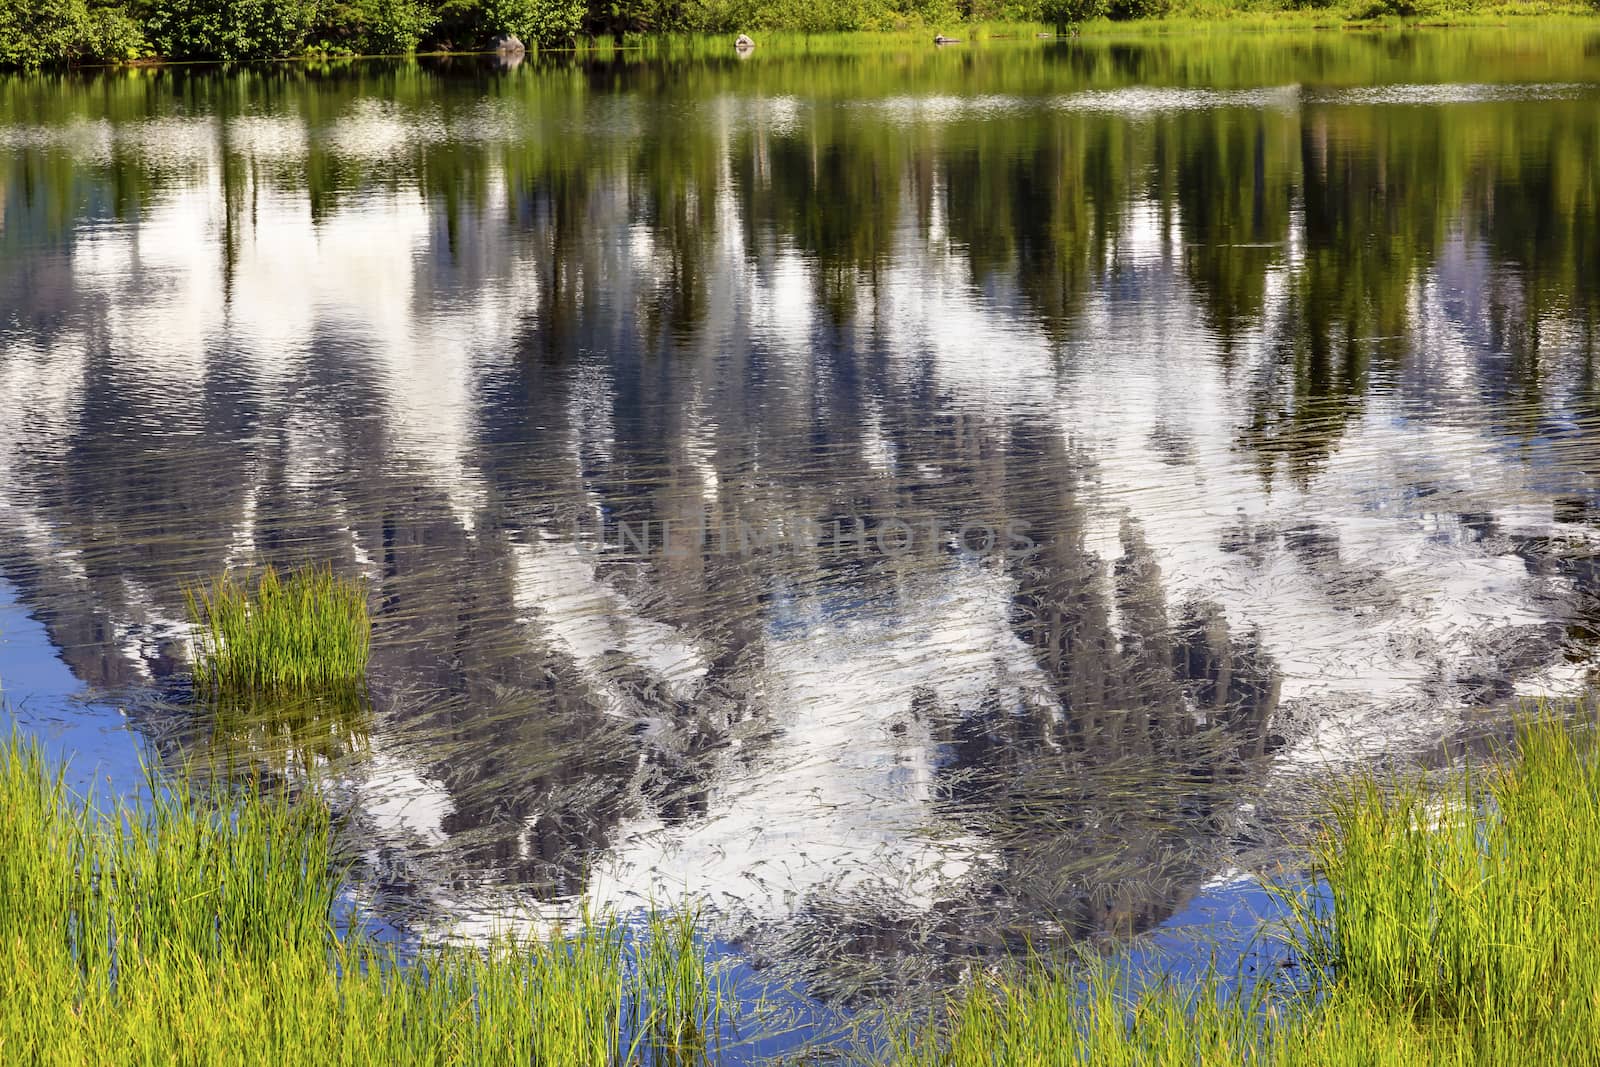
<box><xmin>185</xmin><ymin>565</ymin><xmax>371</xmax><ymax>696</ymax></box>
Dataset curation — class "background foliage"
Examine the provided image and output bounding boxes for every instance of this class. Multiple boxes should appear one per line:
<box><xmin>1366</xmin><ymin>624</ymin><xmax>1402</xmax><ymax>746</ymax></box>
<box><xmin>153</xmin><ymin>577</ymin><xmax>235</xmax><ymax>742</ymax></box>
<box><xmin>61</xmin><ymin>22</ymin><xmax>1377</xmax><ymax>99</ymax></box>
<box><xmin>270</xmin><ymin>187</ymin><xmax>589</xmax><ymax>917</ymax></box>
<box><xmin>0</xmin><ymin>0</ymin><xmax>150</xmax><ymax>67</ymax></box>
<box><xmin>313</xmin><ymin>0</ymin><xmax>437</xmax><ymax>53</ymax></box>
<box><xmin>145</xmin><ymin>0</ymin><xmax>321</xmax><ymax>59</ymax></box>
<box><xmin>0</xmin><ymin>0</ymin><xmax>1596</xmax><ymax>73</ymax></box>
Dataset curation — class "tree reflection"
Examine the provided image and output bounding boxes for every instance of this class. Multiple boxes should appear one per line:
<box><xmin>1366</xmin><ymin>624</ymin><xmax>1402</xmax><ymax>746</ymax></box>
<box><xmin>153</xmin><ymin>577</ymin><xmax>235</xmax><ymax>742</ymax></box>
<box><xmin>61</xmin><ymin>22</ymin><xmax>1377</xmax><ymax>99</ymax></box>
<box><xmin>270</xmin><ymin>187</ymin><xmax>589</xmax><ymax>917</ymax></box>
<box><xmin>1</xmin><ymin>35</ymin><xmax>1598</xmax><ymax>987</ymax></box>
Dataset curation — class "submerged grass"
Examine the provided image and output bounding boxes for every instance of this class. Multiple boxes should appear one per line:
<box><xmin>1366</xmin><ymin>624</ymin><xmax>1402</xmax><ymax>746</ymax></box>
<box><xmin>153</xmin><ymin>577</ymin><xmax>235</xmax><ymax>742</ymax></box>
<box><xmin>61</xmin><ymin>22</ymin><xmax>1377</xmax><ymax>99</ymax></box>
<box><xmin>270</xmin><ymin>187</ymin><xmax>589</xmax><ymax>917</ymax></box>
<box><xmin>185</xmin><ymin>565</ymin><xmax>371</xmax><ymax>697</ymax></box>
<box><xmin>0</xmin><ymin>732</ymin><xmax>726</xmax><ymax>1066</ymax></box>
<box><xmin>895</xmin><ymin>713</ymin><xmax>1600</xmax><ymax>1065</ymax></box>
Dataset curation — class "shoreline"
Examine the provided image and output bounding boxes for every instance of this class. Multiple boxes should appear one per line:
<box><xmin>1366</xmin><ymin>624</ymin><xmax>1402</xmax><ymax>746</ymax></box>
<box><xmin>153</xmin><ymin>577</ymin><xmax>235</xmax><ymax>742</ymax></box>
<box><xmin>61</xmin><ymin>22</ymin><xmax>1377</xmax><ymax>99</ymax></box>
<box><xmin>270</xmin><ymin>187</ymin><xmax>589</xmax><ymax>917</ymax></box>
<box><xmin>5</xmin><ymin>13</ymin><xmax>1599</xmax><ymax>73</ymax></box>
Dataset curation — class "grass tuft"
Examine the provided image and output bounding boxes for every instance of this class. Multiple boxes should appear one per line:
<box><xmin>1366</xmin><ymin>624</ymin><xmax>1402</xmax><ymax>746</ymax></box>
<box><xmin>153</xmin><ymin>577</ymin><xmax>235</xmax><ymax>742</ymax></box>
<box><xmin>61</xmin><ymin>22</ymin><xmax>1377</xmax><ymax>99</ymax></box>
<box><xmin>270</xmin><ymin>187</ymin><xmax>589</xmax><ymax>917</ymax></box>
<box><xmin>894</xmin><ymin>712</ymin><xmax>1600</xmax><ymax>1064</ymax></box>
<box><xmin>0</xmin><ymin>731</ymin><xmax>725</xmax><ymax>1066</ymax></box>
<box><xmin>185</xmin><ymin>565</ymin><xmax>371</xmax><ymax>697</ymax></box>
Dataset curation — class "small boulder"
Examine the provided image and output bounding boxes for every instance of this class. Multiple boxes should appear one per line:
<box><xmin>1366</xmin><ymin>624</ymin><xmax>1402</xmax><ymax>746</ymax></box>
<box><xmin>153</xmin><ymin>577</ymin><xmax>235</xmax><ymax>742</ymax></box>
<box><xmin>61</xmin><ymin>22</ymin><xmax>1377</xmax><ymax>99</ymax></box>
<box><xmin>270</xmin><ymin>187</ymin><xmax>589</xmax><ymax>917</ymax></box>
<box><xmin>735</xmin><ymin>33</ymin><xmax>755</xmax><ymax>50</ymax></box>
<box><xmin>493</xmin><ymin>34</ymin><xmax>526</xmax><ymax>54</ymax></box>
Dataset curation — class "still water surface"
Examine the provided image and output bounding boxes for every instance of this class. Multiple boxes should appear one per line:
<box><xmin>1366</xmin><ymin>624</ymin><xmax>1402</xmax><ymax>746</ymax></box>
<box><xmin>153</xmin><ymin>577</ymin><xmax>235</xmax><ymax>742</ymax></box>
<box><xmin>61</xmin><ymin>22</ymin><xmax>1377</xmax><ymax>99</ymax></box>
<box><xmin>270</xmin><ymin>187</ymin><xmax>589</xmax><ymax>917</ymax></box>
<box><xmin>2</xmin><ymin>29</ymin><xmax>1600</xmax><ymax>1027</ymax></box>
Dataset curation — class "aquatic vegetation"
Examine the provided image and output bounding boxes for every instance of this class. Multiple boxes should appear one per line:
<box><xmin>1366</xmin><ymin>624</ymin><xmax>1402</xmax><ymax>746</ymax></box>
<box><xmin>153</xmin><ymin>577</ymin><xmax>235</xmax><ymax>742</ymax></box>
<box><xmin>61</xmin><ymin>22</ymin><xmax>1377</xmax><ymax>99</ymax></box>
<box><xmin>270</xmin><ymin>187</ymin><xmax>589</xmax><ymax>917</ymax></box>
<box><xmin>0</xmin><ymin>732</ymin><xmax>726</xmax><ymax>1066</ymax></box>
<box><xmin>1294</xmin><ymin>713</ymin><xmax>1600</xmax><ymax>1057</ymax></box>
<box><xmin>5</xmin><ymin>703</ymin><xmax>1600</xmax><ymax>1065</ymax></box>
<box><xmin>7</xmin><ymin>706</ymin><xmax>1600</xmax><ymax>1063</ymax></box>
<box><xmin>636</xmin><ymin>904</ymin><xmax>726</xmax><ymax>1062</ymax></box>
<box><xmin>895</xmin><ymin>714</ymin><xmax>1600</xmax><ymax>1064</ymax></box>
<box><xmin>186</xmin><ymin>565</ymin><xmax>372</xmax><ymax>698</ymax></box>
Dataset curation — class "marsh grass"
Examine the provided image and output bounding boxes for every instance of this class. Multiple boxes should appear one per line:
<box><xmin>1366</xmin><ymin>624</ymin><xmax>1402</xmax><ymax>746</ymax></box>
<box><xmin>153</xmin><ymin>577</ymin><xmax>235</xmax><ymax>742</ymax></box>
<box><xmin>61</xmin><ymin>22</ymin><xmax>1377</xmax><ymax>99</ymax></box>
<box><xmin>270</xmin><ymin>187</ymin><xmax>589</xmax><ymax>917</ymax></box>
<box><xmin>634</xmin><ymin>904</ymin><xmax>724</xmax><ymax>1064</ymax></box>
<box><xmin>1289</xmin><ymin>713</ymin><xmax>1600</xmax><ymax>1057</ymax></box>
<box><xmin>0</xmin><ymin>731</ymin><xmax>726</xmax><ymax>1066</ymax></box>
<box><xmin>895</xmin><ymin>713</ymin><xmax>1600</xmax><ymax>1064</ymax></box>
<box><xmin>11</xmin><ymin>711</ymin><xmax>1600</xmax><ymax>1064</ymax></box>
<box><xmin>185</xmin><ymin>565</ymin><xmax>371</xmax><ymax>697</ymax></box>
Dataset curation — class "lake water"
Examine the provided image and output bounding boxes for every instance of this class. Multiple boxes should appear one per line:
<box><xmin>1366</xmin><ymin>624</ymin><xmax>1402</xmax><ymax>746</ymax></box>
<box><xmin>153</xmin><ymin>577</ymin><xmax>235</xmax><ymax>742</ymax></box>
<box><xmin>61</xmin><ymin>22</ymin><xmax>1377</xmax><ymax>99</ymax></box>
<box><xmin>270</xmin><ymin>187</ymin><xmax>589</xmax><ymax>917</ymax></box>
<box><xmin>2</xmin><ymin>28</ymin><xmax>1599</xmax><ymax>1040</ymax></box>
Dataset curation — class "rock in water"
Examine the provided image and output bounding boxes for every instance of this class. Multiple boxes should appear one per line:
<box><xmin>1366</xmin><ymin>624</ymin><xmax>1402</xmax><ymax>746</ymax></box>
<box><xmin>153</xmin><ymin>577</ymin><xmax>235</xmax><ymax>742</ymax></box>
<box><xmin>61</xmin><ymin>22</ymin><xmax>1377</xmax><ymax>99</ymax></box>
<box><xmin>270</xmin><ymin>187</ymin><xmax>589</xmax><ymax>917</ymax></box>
<box><xmin>493</xmin><ymin>34</ymin><xmax>526</xmax><ymax>54</ymax></box>
<box><xmin>735</xmin><ymin>33</ymin><xmax>755</xmax><ymax>50</ymax></box>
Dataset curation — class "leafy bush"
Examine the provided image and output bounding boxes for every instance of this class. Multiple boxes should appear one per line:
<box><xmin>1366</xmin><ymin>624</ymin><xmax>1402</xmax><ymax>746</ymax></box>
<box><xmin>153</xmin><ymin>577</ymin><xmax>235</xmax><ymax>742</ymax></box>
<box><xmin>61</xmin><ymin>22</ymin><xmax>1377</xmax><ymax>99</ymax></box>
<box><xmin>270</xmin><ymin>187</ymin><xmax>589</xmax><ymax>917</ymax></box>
<box><xmin>0</xmin><ymin>0</ymin><xmax>88</xmax><ymax>68</ymax></box>
<box><xmin>1041</xmin><ymin>0</ymin><xmax>1102</xmax><ymax>29</ymax></box>
<box><xmin>1105</xmin><ymin>0</ymin><xmax>1168</xmax><ymax>18</ymax></box>
<box><xmin>675</xmin><ymin>0</ymin><xmax>752</xmax><ymax>31</ymax></box>
<box><xmin>485</xmin><ymin>0</ymin><xmax>584</xmax><ymax>44</ymax></box>
<box><xmin>145</xmin><ymin>0</ymin><xmax>320</xmax><ymax>59</ymax></box>
<box><xmin>900</xmin><ymin>0</ymin><xmax>962</xmax><ymax>27</ymax></box>
<box><xmin>430</xmin><ymin>0</ymin><xmax>581</xmax><ymax>47</ymax></box>
<box><xmin>79</xmin><ymin>6</ymin><xmax>151</xmax><ymax>60</ymax></box>
<box><xmin>737</xmin><ymin>0</ymin><xmax>879</xmax><ymax>30</ymax></box>
<box><xmin>1347</xmin><ymin>0</ymin><xmax>1474</xmax><ymax>16</ymax></box>
<box><xmin>968</xmin><ymin>0</ymin><xmax>1043</xmax><ymax>20</ymax></box>
<box><xmin>586</xmin><ymin>0</ymin><xmax>692</xmax><ymax>37</ymax></box>
<box><xmin>362</xmin><ymin>0</ymin><xmax>436</xmax><ymax>50</ymax></box>
<box><xmin>0</xmin><ymin>0</ymin><xmax>148</xmax><ymax>66</ymax></box>
<box><xmin>316</xmin><ymin>0</ymin><xmax>436</xmax><ymax>52</ymax></box>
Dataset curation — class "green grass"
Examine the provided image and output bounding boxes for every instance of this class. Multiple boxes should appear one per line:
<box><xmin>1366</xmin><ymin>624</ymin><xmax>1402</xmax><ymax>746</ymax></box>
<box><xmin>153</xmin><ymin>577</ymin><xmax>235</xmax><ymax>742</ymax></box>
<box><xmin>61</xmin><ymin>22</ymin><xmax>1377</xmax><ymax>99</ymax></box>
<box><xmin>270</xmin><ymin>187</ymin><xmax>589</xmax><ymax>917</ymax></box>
<box><xmin>8</xmin><ymin>712</ymin><xmax>1600</xmax><ymax>1063</ymax></box>
<box><xmin>0</xmin><ymin>731</ymin><xmax>727</xmax><ymax>1066</ymax></box>
<box><xmin>1294</xmin><ymin>714</ymin><xmax>1600</xmax><ymax>1058</ymax></box>
<box><xmin>894</xmin><ymin>713</ymin><xmax>1600</xmax><ymax>1065</ymax></box>
<box><xmin>185</xmin><ymin>565</ymin><xmax>372</xmax><ymax>697</ymax></box>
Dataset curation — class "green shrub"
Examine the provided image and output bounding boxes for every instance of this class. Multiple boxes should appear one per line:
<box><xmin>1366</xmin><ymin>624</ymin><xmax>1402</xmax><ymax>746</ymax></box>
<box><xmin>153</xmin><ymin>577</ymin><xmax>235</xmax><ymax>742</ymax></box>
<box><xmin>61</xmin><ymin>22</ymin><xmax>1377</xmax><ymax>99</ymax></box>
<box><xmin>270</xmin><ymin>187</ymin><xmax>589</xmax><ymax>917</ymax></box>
<box><xmin>431</xmin><ymin>0</ymin><xmax>582</xmax><ymax>47</ymax></box>
<box><xmin>1105</xmin><ymin>0</ymin><xmax>1169</xmax><ymax>19</ymax></box>
<box><xmin>585</xmin><ymin>0</ymin><xmax>689</xmax><ymax>38</ymax></box>
<box><xmin>901</xmin><ymin>0</ymin><xmax>963</xmax><ymax>27</ymax></box>
<box><xmin>733</xmin><ymin>0</ymin><xmax>880</xmax><ymax>30</ymax></box>
<box><xmin>481</xmin><ymin>0</ymin><xmax>584</xmax><ymax>44</ymax></box>
<box><xmin>0</xmin><ymin>0</ymin><xmax>88</xmax><ymax>68</ymax></box>
<box><xmin>1041</xmin><ymin>0</ymin><xmax>1103</xmax><ymax>29</ymax></box>
<box><xmin>145</xmin><ymin>0</ymin><xmax>320</xmax><ymax>59</ymax></box>
<box><xmin>316</xmin><ymin>0</ymin><xmax>436</xmax><ymax>52</ymax></box>
<box><xmin>967</xmin><ymin>0</ymin><xmax>1043</xmax><ymax>20</ymax></box>
<box><xmin>362</xmin><ymin>0</ymin><xmax>436</xmax><ymax>50</ymax></box>
<box><xmin>0</xmin><ymin>0</ymin><xmax>149</xmax><ymax>67</ymax></box>
<box><xmin>675</xmin><ymin>0</ymin><xmax>752</xmax><ymax>31</ymax></box>
<box><xmin>79</xmin><ymin>6</ymin><xmax>150</xmax><ymax>60</ymax></box>
<box><xmin>1349</xmin><ymin>0</ymin><xmax>1417</xmax><ymax>14</ymax></box>
<box><xmin>1347</xmin><ymin>0</ymin><xmax>1475</xmax><ymax>14</ymax></box>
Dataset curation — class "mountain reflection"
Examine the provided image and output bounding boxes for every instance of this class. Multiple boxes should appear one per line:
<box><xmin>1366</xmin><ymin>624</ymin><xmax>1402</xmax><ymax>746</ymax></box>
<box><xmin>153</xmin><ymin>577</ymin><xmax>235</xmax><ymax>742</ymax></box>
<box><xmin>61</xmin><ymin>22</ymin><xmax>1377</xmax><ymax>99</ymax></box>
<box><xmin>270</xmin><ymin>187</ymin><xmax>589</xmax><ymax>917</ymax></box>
<box><xmin>2</xmin><ymin>35</ymin><xmax>1600</xmax><ymax>986</ymax></box>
